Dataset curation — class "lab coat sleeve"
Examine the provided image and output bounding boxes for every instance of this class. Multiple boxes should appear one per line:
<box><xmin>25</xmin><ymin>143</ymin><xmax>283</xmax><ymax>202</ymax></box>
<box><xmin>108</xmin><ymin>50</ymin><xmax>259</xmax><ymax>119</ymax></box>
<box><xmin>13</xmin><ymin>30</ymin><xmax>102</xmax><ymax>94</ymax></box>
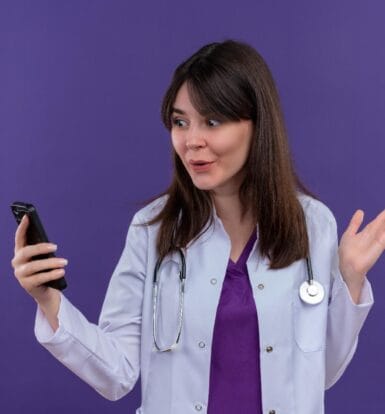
<box><xmin>324</xmin><ymin>214</ymin><xmax>374</xmax><ymax>389</ymax></box>
<box><xmin>34</xmin><ymin>212</ymin><xmax>148</xmax><ymax>401</ymax></box>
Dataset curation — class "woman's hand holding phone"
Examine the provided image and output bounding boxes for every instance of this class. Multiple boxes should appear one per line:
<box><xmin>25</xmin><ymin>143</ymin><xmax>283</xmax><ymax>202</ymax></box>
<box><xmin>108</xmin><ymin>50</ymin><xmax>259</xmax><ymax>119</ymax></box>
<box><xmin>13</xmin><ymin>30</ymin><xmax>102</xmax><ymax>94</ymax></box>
<box><xmin>11</xmin><ymin>215</ymin><xmax>67</xmax><ymax>331</ymax></box>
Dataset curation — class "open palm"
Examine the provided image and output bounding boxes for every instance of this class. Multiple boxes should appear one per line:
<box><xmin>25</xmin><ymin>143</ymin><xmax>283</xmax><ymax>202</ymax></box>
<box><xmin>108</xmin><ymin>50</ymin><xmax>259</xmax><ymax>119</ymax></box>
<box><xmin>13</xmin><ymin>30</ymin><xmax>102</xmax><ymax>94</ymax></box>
<box><xmin>339</xmin><ymin>209</ymin><xmax>385</xmax><ymax>287</ymax></box>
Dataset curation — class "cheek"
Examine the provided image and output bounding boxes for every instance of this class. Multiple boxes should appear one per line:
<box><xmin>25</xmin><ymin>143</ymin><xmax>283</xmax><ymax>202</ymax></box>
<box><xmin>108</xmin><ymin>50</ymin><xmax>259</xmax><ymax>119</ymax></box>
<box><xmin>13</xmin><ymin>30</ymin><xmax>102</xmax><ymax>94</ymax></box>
<box><xmin>171</xmin><ymin>135</ymin><xmax>187</xmax><ymax>163</ymax></box>
<box><xmin>217</xmin><ymin>139</ymin><xmax>246</xmax><ymax>160</ymax></box>
<box><xmin>171</xmin><ymin>134</ymin><xmax>182</xmax><ymax>154</ymax></box>
<box><xmin>219</xmin><ymin>136</ymin><xmax>251</xmax><ymax>168</ymax></box>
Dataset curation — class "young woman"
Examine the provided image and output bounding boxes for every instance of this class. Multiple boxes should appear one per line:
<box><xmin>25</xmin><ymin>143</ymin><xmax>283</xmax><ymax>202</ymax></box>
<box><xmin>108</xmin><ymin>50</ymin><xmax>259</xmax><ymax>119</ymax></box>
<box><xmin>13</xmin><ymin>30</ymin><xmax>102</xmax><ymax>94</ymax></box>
<box><xmin>12</xmin><ymin>40</ymin><xmax>384</xmax><ymax>414</ymax></box>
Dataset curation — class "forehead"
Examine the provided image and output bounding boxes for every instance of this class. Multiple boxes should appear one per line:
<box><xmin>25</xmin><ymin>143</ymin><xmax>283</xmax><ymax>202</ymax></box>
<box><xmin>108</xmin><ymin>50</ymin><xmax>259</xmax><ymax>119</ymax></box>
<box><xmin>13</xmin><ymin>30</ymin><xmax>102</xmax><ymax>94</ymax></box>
<box><xmin>172</xmin><ymin>83</ymin><xmax>195</xmax><ymax>113</ymax></box>
<box><xmin>172</xmin><ymin>82</ymin><xmax>218</xmax><ymax>120</ymax></box>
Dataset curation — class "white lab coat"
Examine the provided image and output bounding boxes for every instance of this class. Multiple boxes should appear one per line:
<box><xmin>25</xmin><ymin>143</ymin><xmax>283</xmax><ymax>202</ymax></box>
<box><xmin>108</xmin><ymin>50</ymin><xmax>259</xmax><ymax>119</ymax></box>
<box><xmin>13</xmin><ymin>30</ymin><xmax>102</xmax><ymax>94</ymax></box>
<box><xmin>35</xmin><ymin>194</ymin><xmax>373</xmax><ymax>414</ymax></box>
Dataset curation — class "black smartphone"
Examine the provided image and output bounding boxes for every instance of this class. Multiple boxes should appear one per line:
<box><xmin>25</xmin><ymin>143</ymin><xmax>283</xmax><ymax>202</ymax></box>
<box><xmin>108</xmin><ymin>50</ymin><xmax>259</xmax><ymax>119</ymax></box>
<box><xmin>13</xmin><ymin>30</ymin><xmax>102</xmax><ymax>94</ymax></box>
<box><xmin>11</xmin><ymin>201</ymin><xmax>67</xmax><ymax>291</ymax></box>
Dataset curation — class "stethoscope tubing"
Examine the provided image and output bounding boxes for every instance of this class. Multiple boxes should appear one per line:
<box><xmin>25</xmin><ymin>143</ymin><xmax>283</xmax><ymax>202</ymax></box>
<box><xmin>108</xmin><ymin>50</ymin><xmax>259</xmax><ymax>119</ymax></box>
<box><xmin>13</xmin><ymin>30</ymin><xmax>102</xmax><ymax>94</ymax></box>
<box><xmin>152</xmin><ymin>248</ymin><xmax>186</xmax><ymax>352</ymax></box>
<box><xmin>152</xmin><ymin>250</ymin><xmax>324</xmax><ymax>352</ymax></box>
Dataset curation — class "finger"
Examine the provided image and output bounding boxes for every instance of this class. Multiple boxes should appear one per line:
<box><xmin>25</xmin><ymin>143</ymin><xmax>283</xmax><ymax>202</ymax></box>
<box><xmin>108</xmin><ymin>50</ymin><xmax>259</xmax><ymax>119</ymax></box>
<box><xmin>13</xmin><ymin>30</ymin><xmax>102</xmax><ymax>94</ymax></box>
<box><xmin>374</xmin><ymin>208</ymin><xmax>385</xmax><ymax>230</ymax></box>
<box><xmin>345</xmin><ymin>209</ymin><xmax>364</xmax><ymax>237</ymax></box>
<box><xmin>362</xmin><ymin>208</ymin><xmax>385</xmax><ymax>239</ymax></box>
<box><xmin>14</xmin><ymin>214</ymin><xmax>29</xmax><ymax>252</ymax></box>
<box><xmin>21</xmin><ymin>268</ymin><xmax>66</xmax><ymax>293</ymax></box>
<box><xmin>379</xmin><ymin>226</ymin><xmax>385</xmax><ymax>246</ymax></box>
<box><xmin>12</xmin><ymin>243</ymin><xmax>57</xmax><ymax>268</ymax></box>
<box><xmin>373</xmin><ymin>209</ymin><xmax>385</xmax><ymax>246</ymax></box>
<box><xmin>375</xmin><ymin>208</ymin><xmax>385</xmax><ymax>222</ymax></box>
<box><xmin>16</xmin><ymin>257</ymin><xmax>68</xmax><ymax>279</ymax></box>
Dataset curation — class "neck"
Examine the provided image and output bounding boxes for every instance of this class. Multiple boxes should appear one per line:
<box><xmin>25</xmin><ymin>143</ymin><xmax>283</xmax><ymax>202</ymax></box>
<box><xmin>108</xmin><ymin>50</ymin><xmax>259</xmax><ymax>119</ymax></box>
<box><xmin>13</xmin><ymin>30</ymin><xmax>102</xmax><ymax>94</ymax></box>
<box><xmin>212</xmin><ymin>191</ymin><xmax>253</xmax><ymax>226</ymax></box>
<box><xmin>211</xmin><ymin>191</ymin><xmax>256</xmax><ymax>260</ymax></box>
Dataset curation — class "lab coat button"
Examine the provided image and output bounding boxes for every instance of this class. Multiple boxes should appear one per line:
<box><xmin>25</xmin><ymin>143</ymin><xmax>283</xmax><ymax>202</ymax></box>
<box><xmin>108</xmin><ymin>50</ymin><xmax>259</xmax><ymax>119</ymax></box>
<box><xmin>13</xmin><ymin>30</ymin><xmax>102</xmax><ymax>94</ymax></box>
<box><xmin>195</xmin><ymin>403</ymin><xmax>203</xmax><ymax>411</ymax></box>
<box><xmin>198</xmin><ymin>341</ymin><xmax>206</xmax><ymax>348</ymax></box>
<box><xmin>257</xmin><ymin>283</ymin><xmax>264</xmax><ymax>290</ymax></box>
<box><xmin>269</xmin><ymin>410</ymin><xmax>276</xmax><ymax>414</ymax></box>
<box><xmin>210</xmin><ymin>278</ymin><xmax>217</xmax><ymax>285</ymax></box>
<box><xmin>266</xmin><ymin>346</ymin><xmax>273</xmax><ymax>353</ymax></box>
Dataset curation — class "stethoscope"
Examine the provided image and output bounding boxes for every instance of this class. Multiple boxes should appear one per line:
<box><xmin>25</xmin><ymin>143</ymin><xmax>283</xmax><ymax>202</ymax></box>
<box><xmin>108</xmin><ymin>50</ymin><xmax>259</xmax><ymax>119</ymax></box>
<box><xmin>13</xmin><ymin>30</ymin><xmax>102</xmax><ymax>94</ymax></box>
<box><xmin>152</xmin><ymin>249</ymin><xmax>325</xmax><ymax>352</ymax></box>
<box><xmin>301</xmin><ymin>256</ymin><xmax>325</xmax><ymax>305</ymax></box>
<box><xmin>152</xmin><ymin>249</ymin><xmax>186</xmax><ymax>352</ymax></box>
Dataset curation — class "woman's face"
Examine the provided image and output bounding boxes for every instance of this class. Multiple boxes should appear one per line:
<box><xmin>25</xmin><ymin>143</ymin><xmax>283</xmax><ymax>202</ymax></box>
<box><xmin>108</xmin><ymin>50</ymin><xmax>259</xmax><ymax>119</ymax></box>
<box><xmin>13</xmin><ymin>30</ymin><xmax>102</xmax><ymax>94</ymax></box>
<box><xmin>171</xmin><ymin>83</ymin><xmax>253</xmax><ymax>196</ymax></box>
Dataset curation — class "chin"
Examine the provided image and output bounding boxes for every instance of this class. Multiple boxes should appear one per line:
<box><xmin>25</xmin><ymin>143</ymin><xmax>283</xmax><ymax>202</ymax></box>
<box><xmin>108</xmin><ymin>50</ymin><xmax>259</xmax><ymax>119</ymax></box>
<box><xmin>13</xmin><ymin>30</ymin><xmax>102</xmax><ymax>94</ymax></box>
<box><xmin>191</xmin><ymin>179</ymin><xmax>217</xmax><ymax>191</ymax></box>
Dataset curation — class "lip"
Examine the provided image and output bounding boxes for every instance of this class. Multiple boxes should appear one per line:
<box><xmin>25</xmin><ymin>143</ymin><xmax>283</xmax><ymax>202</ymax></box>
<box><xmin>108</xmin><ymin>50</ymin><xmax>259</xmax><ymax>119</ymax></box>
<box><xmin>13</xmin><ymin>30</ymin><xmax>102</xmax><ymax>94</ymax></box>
<box><xmin>188</xmin><ymin>160</ymin><xmax>215</xmax><ymax>172</ymax></box>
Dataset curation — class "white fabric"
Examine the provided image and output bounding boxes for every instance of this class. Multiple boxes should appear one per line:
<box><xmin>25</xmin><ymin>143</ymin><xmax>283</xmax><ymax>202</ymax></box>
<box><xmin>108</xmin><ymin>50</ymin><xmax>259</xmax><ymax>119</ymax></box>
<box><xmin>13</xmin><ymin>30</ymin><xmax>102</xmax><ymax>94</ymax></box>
<box><xmin>35</xmin><ymin>194</ymin><xmax>373</xmax><ymax>414</ymax></box>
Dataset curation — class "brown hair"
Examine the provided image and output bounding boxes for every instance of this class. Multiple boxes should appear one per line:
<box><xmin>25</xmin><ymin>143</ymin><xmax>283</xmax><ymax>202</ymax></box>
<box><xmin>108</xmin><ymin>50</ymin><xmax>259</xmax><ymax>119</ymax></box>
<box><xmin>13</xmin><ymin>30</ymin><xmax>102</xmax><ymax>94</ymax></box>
<box><xmin>147</xmin><ymin>40</ymin><xmax>314</xmax><ymax>269</ymax></box>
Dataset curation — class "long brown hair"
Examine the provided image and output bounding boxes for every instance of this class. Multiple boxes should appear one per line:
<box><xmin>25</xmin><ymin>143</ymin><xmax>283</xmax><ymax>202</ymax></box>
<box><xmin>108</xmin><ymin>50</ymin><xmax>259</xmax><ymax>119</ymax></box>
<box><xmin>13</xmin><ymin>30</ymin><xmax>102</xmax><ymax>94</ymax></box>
<box><xmin>147</xmin><ymin>40</ymin><xmax>314</xmax><ymax>269</ymax></box>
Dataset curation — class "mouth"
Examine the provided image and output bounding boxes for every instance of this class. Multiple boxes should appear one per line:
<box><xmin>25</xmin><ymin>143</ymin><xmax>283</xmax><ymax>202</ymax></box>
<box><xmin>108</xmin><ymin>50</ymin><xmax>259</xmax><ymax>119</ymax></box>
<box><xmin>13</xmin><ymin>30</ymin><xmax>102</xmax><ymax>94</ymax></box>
<box><xmin>188</xmin><ymin>160</ymin><xmax>215</xmax><ymax>172</ymax></box>
<box><xmin>189</xmin><ymin>160</ymin><xmax>214</xmax><ymax>166</ymax></box>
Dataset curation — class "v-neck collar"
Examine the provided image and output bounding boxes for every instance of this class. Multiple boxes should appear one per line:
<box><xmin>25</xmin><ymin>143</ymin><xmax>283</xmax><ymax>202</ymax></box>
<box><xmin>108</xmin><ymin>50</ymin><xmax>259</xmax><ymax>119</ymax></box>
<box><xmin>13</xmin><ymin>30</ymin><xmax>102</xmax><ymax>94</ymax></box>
<box><xmin>228</xmin><ymin>229</ymin><xmax>257</xmax><ymax>268</ymax></box>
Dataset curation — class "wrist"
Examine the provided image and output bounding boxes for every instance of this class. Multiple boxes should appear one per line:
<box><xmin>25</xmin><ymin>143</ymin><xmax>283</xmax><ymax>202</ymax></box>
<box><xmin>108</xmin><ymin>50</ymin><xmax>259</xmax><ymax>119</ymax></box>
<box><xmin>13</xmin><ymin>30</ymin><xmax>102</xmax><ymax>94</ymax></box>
<box><xmin>35</xmin><ymin>287</ymin><xmax>60</xmax><ymax>307</ymax></box>
<box><xmin>35</xmin><ymin>289</ymin><xmax>61</xmax><ymax>331</ymax></box>
<box><xmin>342</xmin><ymin>275</ymin><xmax>366</xmax><ymax>305</ymax></box>
<box><xmin>341</xmin><ymin>272</ymin><xmax>366</xmax><ymax>289</ymax></box>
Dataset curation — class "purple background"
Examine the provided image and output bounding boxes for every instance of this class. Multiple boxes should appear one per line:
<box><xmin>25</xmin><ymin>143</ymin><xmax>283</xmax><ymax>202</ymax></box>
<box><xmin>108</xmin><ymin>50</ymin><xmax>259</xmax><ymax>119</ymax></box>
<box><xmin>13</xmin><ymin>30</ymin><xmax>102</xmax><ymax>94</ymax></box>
<box><xmin>1</xmin><ymin>1</ymin><xmax>384</xmax><ymax>412</ymax></box>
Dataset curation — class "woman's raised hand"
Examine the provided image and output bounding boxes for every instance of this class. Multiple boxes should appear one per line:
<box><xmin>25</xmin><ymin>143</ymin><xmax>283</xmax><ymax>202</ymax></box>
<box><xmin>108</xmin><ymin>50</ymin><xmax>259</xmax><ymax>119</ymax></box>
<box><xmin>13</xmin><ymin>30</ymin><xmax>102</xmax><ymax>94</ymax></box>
<box><xmin>11</xmin><ymin>215</ymin><xmax>68</xmax><ymax>329</ymax></box>
<box><xmin>339</xmin><ymin>208</ymin><xmax>385</xmax><ymax>303</ymax></box>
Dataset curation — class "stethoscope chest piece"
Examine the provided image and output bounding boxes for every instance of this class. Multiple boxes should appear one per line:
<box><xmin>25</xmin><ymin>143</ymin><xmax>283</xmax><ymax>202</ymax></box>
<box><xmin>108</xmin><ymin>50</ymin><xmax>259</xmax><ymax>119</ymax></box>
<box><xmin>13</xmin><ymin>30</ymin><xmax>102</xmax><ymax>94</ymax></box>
<box><xmin>299</xmin><ymin>280</ymin><xmax>325</xmax><ymax>305</ymax></box>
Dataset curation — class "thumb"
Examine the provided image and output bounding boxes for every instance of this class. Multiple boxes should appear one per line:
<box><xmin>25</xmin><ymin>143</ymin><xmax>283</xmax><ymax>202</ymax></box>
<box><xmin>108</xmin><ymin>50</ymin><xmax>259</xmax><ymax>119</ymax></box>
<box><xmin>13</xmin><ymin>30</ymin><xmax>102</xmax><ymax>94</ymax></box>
<box><xmin>345</xmin><ymin>209</ymin><xmax>364</xmax><ymax>237</ymax></box>
<box><xmin>15</xmin><ymin>214</ymin><xmax>29</xmax><ymax>251</ymax></box>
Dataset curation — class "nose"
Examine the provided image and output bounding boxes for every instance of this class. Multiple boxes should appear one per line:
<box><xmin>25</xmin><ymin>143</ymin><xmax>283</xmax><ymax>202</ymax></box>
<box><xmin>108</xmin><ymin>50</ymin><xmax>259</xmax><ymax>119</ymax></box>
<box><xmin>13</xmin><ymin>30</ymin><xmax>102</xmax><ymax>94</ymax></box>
<box><xmin>185</xmin><ymin>126</ymin><xmax>207</xmax><ymax>150</ymax></box>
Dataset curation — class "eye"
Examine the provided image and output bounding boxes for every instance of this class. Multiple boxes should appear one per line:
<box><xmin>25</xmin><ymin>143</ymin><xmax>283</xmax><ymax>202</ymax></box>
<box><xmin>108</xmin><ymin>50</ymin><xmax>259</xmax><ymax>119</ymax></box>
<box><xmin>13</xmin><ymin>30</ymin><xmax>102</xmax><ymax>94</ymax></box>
<box><xmin>207</xmin><ymin>119</ymin><xmax>221</xmax><ymax>127</ymax></box>
<box><xmin>172</xmin><ymin>117</ymin><xmax>188</xmax><ymax>128</ymax></box>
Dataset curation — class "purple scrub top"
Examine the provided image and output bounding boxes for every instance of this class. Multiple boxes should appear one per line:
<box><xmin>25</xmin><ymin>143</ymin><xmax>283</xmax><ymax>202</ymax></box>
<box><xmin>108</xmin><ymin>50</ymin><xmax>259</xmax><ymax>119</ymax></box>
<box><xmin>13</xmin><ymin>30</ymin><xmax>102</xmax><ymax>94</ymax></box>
<box><xmin>207</xmin><ymin>230</ymin><xmax>262</xmax><ymax>413</ymax></box>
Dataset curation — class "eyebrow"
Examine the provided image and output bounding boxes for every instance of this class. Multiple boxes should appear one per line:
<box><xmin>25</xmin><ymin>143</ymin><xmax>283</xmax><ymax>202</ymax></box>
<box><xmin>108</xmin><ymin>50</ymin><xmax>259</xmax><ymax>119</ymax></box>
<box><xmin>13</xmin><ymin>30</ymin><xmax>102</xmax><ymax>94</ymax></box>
<box><xmin>171</xmin><ymin>106</ymin><xmax>219</xmax><ymax>119</ymax></box>
<box><xmin>171</xmin><ymin>107</ymin><xmax>186</xmax><ymax>115</ymax></box>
